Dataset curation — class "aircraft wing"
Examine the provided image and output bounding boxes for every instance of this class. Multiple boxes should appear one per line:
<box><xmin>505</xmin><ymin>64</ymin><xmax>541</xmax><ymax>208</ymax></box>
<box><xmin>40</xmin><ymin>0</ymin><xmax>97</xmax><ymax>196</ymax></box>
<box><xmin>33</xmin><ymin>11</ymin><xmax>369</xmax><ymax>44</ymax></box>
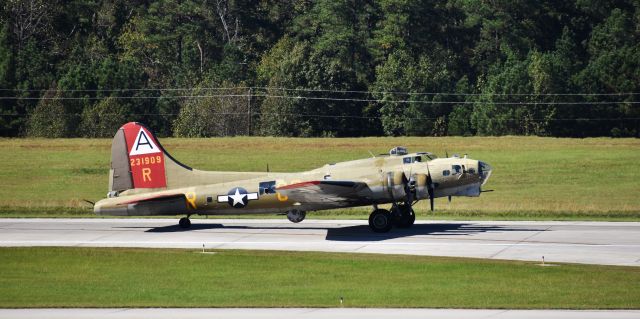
<box><xmin>276</xmin><ymin>180</ymin><xmax>372</xmax><ymax>206</ymax></box>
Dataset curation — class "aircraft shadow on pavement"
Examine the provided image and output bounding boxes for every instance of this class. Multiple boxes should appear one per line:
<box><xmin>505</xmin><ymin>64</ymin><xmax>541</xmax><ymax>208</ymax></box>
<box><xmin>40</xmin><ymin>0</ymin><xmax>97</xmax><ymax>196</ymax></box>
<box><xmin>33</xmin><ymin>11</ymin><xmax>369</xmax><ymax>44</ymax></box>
<box><xmin>324</xmin><ymin>223</ymin><xmax>543</xmax><ymax>241</ymax></box>
<box><xmin>136</xmin><ymin>222</ymin><xmax>544</xmax><ymax>241</ymax></box>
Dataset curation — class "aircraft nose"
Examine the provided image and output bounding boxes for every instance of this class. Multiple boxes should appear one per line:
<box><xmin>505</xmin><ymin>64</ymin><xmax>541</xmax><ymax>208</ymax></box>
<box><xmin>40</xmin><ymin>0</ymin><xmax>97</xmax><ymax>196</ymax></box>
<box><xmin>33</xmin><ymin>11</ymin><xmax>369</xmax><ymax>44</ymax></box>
<box><xmin>479</xmin><ymin>161</ymin><xmax>492</xmax><ymax>186</ymax></box>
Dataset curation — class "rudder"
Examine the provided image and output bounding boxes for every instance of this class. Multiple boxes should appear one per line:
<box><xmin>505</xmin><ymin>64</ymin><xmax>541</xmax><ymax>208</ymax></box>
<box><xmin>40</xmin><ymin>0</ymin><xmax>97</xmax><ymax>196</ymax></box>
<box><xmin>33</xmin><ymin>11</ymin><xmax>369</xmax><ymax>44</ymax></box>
<box><xmin>109</xmin><ymin>122</ymin><xmax>175</xmax><ymax>195</ymax></box>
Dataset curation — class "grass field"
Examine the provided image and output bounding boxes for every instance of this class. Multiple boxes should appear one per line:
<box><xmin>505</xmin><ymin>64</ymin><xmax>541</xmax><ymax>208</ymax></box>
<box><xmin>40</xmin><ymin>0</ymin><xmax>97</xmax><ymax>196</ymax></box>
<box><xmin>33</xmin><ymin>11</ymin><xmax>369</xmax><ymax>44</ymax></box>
<box><xmin>0</xmin><ymin>136</ymin><xmax>639</xmax><ymax>220</ymax></box>
<box><xmin>1</xmin><ymin>247</ymin><xmax>638</xmax><ymax>309</ymax></box>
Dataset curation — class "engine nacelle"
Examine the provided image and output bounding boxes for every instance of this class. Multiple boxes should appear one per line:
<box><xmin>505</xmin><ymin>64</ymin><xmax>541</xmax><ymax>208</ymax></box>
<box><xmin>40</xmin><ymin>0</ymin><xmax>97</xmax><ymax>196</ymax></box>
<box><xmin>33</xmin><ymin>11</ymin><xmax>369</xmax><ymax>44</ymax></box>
<box><xmin>413</xmin><ymin>173</ymin><xmax>430</xmax><ymax>200</ymax></box>
<box><xmin>383</xmin><ymin>171</ymin><xmax>407</xmax><ymax>200</ymax></box>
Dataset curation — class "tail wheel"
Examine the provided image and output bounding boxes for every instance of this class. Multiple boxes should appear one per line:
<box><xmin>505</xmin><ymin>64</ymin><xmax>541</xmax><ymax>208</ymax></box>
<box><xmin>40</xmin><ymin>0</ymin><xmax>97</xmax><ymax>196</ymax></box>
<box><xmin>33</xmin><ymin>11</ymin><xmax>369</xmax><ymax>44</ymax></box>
<box><xmin>179</xmin><ymin>217</ymin><xmax>191</xmax><ymax>229</ymax></box>
<box><xmin>286</xmin><ymin>210</ymin><xmax>306</xmax><ymax>223</ymax></box>
<box><xmin>368</xmin><ymin>209</ymin><xmax>393</xmax><ymax>233</ymax></box>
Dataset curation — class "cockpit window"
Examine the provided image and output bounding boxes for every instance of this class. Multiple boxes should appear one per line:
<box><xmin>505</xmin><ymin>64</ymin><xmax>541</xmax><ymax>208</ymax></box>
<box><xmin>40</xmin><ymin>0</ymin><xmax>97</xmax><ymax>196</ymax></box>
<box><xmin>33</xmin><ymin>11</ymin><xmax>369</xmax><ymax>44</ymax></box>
<box><xmin>452</xmin><ymin>165</ymin><xmax>462</xmax><ymax>174</ymax></box>
<box><xmin>404</xmin><ymin>156</ymin><xmax>425</xmax><ymax>164</ymax></box>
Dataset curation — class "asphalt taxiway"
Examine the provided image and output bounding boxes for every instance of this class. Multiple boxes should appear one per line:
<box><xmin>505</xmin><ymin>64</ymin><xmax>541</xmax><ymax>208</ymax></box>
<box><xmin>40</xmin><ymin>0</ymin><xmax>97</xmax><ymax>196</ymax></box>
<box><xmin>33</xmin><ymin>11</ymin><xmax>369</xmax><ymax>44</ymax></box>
<box><xmin>0</xmin><ymin>218</ymin><xmax>638</xmax><ymax>266</ymax></box>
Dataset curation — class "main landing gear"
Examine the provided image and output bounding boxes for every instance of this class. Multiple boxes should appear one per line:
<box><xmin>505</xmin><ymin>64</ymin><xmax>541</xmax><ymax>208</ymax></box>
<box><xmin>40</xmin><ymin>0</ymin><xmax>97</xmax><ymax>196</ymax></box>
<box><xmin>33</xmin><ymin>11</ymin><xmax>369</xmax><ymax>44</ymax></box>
<box><xmin>368</xmin><ymin>209</ymin><xmax>393</xmax><ymax>233</ymax></box>
<box><xmin>179</xmin><ymin>215</ymin><xmax>191</xmax><ymax>228</ymax></box>
<box><xmin>368</xmin><ymin>203</ymin><xmax>416</xmax><ymax>233</ymax></box>
<box><xmin>392</xmin><ymin>203</ymin><xmax>416</xmax><ymax>228</ymax></box>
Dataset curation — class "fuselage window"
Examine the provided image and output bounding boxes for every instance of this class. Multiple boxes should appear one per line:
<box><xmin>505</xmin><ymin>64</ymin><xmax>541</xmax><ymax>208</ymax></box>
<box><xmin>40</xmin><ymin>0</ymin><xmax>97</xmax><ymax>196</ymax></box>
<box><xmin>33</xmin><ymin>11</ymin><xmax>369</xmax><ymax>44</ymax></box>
<box><xmin>452</xmin><ymin>165</ymin><xmax>462</xmax><ymax>174</ymax></box>
<box><xmin>259</xmin><ymin>181</ymin><xmax>276</xmax><ymax>195</ymax></box>
<box><xmin>414</xmin><ymin>156</ymin><xmax>422</xmax><ymax>162</ymax></box>
<box><xmin>443</xmin><ymin>170</ymin><xmax>450</xmax><ymax>176</ymax></box>
<box><xmin>403</xmin><ymin>157</ymin><xmax>412</xmax><ymax>164</ymax></box>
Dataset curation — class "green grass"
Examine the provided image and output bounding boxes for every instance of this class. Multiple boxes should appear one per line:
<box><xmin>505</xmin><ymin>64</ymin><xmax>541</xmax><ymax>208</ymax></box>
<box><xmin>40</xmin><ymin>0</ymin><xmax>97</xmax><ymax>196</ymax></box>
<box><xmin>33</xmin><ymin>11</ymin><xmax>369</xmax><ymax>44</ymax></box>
<box><xmin>0</xmin><ymin>247</ymin><xmax>638</xmax><ymax>308</ymax></box>
<box><xmin>0</xmin><ymin>137</ymin><xmax>639</xmax><ymax>220</ymax></box>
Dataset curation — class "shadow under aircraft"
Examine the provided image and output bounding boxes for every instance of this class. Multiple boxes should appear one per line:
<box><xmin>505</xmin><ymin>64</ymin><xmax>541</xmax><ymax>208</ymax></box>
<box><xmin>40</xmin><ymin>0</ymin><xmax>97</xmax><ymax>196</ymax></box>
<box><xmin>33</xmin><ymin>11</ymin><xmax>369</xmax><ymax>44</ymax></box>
<box><xmin>129</xmin><ymin>222</ymin><xmax>544</xmax><ymax>242</ymax></box>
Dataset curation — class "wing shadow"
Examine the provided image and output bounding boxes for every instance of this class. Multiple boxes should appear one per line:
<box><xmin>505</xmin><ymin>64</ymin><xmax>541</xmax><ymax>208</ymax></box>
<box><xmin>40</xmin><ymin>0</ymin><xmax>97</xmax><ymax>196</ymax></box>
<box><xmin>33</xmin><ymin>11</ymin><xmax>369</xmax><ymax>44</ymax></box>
<box><xmin>324</xmin><ymin>223</ymin><xmax>542</xmax><ymax>241</ymax></box>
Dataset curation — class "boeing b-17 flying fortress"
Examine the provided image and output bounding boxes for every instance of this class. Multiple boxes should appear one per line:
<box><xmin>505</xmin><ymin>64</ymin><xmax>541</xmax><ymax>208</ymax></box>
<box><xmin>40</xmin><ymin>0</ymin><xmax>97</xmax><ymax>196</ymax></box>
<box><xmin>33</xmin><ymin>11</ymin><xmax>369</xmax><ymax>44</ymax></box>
<box><xmin>94</xmin><ymin>122</ymin><xmax>493</xmax><ymax>232</ymax></box>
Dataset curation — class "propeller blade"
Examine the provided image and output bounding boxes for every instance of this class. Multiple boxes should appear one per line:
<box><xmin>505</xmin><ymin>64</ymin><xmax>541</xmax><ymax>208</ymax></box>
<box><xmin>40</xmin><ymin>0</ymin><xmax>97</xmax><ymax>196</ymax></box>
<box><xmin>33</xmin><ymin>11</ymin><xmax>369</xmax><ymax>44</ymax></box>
<box><xmin>448</xmin><ymin>196</ymin><xmax>451</xmax><ymax>203</ymax></box>
<box><xmin>426</xmin><ymin>172</ymin><xmax>435</xmax><ymax>212</ymax></box>
<box><xmin>82</xmin><ymin>199</ymin><xmax>95</xmax><ymax>207</ymax></box>
<box><xmin>425</xmin><ymin>164</ymin><xmax>436</xmax><ymax>211</ymax></box>
<box><xmin>402</xmin><ymin>172</ymin><xmax>415</xmax><ymax>205</ymax></box>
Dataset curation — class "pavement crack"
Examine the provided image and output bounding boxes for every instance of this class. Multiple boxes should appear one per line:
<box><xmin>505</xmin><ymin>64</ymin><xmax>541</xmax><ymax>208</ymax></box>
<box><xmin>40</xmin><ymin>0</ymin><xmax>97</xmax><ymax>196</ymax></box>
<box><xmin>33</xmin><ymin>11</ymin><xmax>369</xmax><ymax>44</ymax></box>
<box><xmin>488</xmin><ymin>225</ymin><xmax>553</xmax><ymax>259</ymax></box>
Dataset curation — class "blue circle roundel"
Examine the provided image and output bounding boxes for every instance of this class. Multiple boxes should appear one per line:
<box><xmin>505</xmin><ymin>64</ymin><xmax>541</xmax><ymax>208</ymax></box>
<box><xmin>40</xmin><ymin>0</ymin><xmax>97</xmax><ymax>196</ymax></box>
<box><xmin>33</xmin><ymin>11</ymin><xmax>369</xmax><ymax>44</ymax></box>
<box><xmin>227</xmin><ymin>187</ymin><xmax>249</xmax><ymax>208</ymax></box>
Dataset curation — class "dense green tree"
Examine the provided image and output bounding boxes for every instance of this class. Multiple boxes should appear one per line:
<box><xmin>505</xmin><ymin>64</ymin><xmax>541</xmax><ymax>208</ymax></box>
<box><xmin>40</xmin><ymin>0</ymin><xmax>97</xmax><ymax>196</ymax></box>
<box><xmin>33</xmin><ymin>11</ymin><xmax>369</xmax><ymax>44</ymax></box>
<box><xmin>0</xmin><ymin>0</ymin><xmax>638</xmax><ymax>137</ymax></box>
<box><xmin>79</xmin><ymin>96</ymin><xmax>130</xmax><ymax>137</ymax></box>
<box><xmin>372</xmin><ymin>50</ymin><xmax>457</xmax><ymax>136</ymax></box>
<box><xmin>26</xmin><ymin>88</ymin><xmax>74</xmax><ymax>137</ymax></box>
<box><xmin>0</xmin><ymin>22</ymin><xmax>15</xmax><ymax>135</ymax></box>
<box><xmin>574</xmin><ymin>7</ymin><xmax>640</xmax><ymax>136</ymax></box>
<box><xmin>173</xmin><ymin>83</ymin><xmax>248</xmax><ymax>137</ymax></box>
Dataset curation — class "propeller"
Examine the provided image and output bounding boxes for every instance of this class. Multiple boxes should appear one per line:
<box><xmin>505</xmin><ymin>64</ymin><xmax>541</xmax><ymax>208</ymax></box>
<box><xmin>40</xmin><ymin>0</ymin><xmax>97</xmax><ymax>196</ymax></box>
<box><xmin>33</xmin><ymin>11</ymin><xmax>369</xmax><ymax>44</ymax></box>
<box><xmin>82</xmin><ymin>199</ymin><xmax>95</xmax><ymax>208</ymax></box>
<box><xmin>426</xmin><ymin>175</ymin><xmax>434</xmax><ymax>211</ymax></box>
<box><xmin>402</xmin><ymin>172</ymin><xmax>416</xmax><ymax>205</ymax></box>
<box><xmin>425</xmin><ymin>164</ymin><xmax>435</xmax><ymax>211</ymax></box>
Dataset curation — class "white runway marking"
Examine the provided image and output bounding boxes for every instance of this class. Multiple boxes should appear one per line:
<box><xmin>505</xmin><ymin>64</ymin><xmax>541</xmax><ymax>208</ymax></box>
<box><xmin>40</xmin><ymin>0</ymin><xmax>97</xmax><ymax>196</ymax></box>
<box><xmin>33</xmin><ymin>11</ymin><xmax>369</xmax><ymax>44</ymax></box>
<box><xmin>1</xmin><ymin>218</ymin><xmax>639</xmax><ymax>266</ymax></box>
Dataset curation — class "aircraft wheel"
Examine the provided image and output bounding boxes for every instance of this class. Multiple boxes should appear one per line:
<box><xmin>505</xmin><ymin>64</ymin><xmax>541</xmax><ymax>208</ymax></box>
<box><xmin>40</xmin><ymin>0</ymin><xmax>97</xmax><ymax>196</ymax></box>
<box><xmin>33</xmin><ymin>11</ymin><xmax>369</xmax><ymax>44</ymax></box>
<box><xmin>395</xmin><ymin>208</ymin><xmax>415</xmax><ymax>228</ymax></box>
<box><xmin>179</xmin><ymin>217</ymin><xmax>191</xmax><ymax>229</ymax></box>
<box><xmin>368</xmin><ymin>209</ymin><xmax>393</xmax><ymax>233</ymax></box>
<box><xmin>396</xmin><ymin>207</ymin><xmax>416</xmax><ymax>228</ymax></box>
<box><xmin>392</xmin><ymin>204</ymin><xmax>415</xmax><ymax>228</ymax></box>
<box><xmin>286</xmin><ymin>210</ymin><xmax>306</xmax><ymax>223</ymax></box>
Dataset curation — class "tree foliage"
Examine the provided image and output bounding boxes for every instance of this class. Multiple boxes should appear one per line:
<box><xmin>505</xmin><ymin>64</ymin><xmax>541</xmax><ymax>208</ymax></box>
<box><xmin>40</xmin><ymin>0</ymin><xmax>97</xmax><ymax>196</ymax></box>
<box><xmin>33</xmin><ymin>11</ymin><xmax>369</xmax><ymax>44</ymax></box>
<box><xmin>173</xmin><ymin>84</ymin><xmax>248</xmax><ymax>137</ymax></box>
<box><xmin>0</xmin><ymin>0</ymin><xmax>637</xmax><ymax>137</ymax></box>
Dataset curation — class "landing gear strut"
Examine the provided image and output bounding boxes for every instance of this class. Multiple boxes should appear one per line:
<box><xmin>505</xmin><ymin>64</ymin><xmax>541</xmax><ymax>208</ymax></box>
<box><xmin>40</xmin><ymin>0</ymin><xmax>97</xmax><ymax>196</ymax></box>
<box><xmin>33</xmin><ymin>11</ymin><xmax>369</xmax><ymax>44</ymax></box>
<box><xmin>179</xmin><ymin>216</ymin><xmax>191</xmax><ymax>228</ymax></box>
<box><xmin>368</xmin><ymin>209</ymin><xmax>393</xmax><ymax>233</ymax></box>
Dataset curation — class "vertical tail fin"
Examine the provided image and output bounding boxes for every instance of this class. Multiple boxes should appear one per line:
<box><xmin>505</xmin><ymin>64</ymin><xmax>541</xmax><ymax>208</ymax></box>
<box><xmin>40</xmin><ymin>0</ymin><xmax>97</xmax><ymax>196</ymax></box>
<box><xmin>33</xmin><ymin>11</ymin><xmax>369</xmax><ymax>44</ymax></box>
<box><xmin>109</xmin><ymin>122</ymin><xmax>190</xmax><ymax>194</ymax></box>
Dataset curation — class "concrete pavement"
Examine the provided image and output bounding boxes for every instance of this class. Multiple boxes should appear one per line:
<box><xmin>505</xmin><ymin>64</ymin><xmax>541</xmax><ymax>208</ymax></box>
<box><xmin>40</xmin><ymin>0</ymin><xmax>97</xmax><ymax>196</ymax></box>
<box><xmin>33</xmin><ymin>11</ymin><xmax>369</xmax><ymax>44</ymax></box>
<box><xmin>1</xmin><ymin>218</ymin><xmax>638</xmax><ymax>266</ymax></box>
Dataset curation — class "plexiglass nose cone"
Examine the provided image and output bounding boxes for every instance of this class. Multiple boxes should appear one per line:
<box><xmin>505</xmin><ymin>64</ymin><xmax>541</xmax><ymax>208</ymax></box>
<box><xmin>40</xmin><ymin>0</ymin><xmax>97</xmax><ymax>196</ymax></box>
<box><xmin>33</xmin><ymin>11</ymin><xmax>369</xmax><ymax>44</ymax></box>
<box><xmin>479</xmin><ymin>161</ymin><xmax>492</xmax><ymax>186</ymax></box>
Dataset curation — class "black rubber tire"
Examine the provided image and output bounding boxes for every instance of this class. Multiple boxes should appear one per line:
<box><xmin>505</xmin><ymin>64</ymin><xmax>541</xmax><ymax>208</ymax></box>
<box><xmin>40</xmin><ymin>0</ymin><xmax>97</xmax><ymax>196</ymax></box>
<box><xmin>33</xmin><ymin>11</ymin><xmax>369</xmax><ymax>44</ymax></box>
<box><xmin>368</xmin><ymin>209</ymin><xmax>393</xmax><ymax>233</ymax></box>
<box><xmin>286</xmin><ymin>210</ymin><xmax>306</xmax><ymax>223</ymax></box>
<box><xmin>179</xmin><ymin>217</ymin><xmax>191</xmax><ymax>229</ymax></box>
<box><xmin>395</xmin><ymin>209</ymin><xmax>416</xmax><ymax>228</ymax></box>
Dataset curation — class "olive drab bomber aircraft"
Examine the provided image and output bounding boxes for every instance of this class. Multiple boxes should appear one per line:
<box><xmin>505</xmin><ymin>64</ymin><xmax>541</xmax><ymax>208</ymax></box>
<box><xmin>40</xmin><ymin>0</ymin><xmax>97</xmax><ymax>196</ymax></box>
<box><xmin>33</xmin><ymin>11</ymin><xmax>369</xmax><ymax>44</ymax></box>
<box><xmin>94</xmin><ymin>122</ymin><xmax>493</xmax><ymax>232</ymax></box>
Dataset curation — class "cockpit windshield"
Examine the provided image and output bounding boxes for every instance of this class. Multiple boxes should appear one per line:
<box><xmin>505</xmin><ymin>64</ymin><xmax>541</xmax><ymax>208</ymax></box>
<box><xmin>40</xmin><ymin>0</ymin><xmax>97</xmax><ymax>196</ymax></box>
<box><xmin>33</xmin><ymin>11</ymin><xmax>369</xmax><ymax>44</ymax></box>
<box><xmin>416</xmin><ymin>152</ymin><xmax>437</xmax><ymax>161</ymax></box>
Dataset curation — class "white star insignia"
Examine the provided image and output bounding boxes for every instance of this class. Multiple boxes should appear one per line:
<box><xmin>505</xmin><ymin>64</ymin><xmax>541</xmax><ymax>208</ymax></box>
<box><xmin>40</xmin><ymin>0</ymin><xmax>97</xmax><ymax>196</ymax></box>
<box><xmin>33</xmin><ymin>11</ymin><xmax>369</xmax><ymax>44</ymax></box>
<box><xmin>228</xmin><ymin>188</ymin><xmax>247</xmax><ymax>206</ymax></box>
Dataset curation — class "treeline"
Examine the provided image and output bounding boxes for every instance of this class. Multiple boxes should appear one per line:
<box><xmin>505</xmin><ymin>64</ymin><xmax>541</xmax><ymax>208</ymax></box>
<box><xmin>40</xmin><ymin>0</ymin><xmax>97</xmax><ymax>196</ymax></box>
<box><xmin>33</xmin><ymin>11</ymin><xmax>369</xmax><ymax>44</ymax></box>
<box><xmin>0</xmin><ymin>0</ymin><xmax>638</xmax><ymax>138</ymax></box>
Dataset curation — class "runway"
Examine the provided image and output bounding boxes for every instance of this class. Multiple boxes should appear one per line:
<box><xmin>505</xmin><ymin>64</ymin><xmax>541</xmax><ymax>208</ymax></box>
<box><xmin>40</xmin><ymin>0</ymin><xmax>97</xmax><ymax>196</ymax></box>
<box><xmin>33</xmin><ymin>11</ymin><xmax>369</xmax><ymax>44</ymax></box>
<box><xmin>0</xmin><ymin>218</ymin><xmax>639</xmax><ymax>266</ymax></box>
<box><xmin>1</xmin><ymin>308</ymin><xmax>639</xmax><ymax>319</ymax></box>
